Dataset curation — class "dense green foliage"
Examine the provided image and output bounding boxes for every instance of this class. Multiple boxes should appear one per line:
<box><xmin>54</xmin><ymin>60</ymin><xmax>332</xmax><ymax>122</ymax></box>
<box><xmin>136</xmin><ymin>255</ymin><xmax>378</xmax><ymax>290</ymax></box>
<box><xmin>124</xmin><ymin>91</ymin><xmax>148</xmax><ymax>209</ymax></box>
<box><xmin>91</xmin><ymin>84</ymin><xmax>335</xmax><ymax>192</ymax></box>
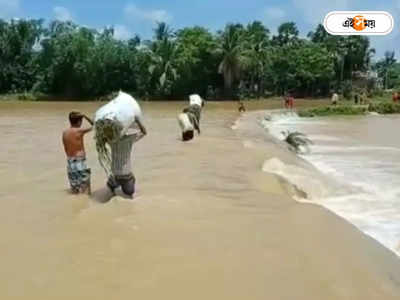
<box><xmin>373</xmin><ymin>51</ymin><xmax>400</xmax><ymax>90</ymax></box>
<box><xmin>0</xmin><ymin>18</ymin><xmax>393</xmax><ymax>100</ymax></box>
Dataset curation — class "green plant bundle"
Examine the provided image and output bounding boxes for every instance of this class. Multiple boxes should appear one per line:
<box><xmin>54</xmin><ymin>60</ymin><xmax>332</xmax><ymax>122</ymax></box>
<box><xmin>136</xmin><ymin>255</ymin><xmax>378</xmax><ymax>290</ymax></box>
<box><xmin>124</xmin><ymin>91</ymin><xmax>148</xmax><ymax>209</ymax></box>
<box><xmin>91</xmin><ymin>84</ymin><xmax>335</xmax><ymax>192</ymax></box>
<box><xmin>282</xmin><ymin>130</ymin><xmax>313</xmax><ymax>153</ymax></box>
<box><xmin>94</xmin><ymin>119</ymin><xmax>123</xmax><ymax>176</ymax></box>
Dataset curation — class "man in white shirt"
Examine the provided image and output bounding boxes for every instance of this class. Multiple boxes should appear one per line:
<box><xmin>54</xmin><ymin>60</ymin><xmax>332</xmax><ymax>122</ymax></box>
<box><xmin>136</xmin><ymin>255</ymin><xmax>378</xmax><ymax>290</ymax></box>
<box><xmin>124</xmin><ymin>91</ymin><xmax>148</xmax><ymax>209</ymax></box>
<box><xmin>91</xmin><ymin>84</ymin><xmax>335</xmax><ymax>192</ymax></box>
<box><xmin>331</xmin><ymin>92</ymin><xmax>339</xmax><ymax>106</ymax></box>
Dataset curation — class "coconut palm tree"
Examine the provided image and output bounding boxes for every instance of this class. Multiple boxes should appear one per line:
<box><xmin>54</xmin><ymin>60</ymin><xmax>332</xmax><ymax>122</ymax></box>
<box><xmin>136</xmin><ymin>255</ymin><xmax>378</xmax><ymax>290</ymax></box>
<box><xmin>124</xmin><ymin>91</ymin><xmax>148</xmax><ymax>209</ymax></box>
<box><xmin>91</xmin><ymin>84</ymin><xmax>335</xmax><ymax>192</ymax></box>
<box><xmin>242</xmin><ymin>21</ymin><xmax>271</xmax><ymax>96</ymax></box>
<box><xmin>146</xmin><ymin>23</ymin><xmax>180</xmax><ymax>97</ymax></box>
<box><xmin>375</xmin><ymin>51</ymin><xmax>396</xmax><ymax>89</ymax></box>
<box><xmin>151</xmin><ymin>39</ymin><xmax>179</xmax><ymax>91</ymax></box>
<box><xmin>154</xmin><ymin>22</ymin><xmax>173</xmax><ymax>42</ymax></box>
<box><xmin>216</xmin><ymin>24</ymin><xmax>245</xmax><ymax>98</ymax></box>
<box><xmin>273</xmin><ymin>22</ymin><xmax>299</xmax><ymax>46</ymax></box>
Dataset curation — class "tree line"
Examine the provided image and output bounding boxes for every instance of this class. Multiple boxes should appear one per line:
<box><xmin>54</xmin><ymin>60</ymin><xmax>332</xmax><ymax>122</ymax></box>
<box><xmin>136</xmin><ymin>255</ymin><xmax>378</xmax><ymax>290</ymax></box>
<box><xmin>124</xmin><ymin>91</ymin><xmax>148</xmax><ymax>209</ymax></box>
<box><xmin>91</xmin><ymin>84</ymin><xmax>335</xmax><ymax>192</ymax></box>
<box><xmin>0</xmin><ymin>18</ymin><xmax>398</xmax><ymax>100</ymax></box>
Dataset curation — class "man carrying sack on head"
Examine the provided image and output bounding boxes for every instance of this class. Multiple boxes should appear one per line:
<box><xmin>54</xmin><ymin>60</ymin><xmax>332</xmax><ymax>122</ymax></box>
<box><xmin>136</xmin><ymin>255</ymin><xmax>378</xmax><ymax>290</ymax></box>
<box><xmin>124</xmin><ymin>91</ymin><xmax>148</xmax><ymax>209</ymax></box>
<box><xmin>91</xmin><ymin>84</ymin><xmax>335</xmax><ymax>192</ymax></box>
<box><xmin>94</xmin><ymin>91</ymin><xmax>147</xmax><ymax>199</ymax></box>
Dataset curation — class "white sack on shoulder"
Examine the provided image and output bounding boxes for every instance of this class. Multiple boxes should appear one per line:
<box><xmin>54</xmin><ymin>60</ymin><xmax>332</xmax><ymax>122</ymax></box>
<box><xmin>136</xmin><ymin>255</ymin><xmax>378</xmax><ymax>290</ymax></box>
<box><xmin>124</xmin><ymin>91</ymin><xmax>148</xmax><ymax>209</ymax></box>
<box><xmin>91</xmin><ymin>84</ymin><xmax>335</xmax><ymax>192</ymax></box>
<box><xmin>95</xmin><ymin>91</ymin><xmax>142</xmax><ymax>137</ymax></box>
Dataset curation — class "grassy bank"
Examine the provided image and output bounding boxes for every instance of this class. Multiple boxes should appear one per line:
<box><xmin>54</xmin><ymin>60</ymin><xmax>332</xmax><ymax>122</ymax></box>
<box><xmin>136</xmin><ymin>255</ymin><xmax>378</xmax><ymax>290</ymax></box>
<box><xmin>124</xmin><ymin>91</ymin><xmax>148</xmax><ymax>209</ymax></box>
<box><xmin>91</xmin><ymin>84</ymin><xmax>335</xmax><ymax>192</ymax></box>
<box><xmin>0</xmin><ymin>92</ymin><xmax>53</xmax><ymax>102</ymax></box>
<box><xmin>298</xmin><ymin>105</ymin><xmax>368</xmax><ymax>117</ymax></box>
<box><xmin>368</xmin><ymin>102</ymin><xmax>400</xmax><ymax>114</ymax></box>
<box><xmin>298</xmin><ymin>102</ymin><xmax>400</xmax><ymax>117</ymax></box>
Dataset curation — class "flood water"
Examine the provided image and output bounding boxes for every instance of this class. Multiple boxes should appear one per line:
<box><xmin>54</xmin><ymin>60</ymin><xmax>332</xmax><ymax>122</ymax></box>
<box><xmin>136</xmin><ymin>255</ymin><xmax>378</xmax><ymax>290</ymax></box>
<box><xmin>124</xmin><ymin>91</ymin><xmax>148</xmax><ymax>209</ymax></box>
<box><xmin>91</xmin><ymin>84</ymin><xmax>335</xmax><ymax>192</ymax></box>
<box><xmin>263</xmin><ymin>112</ymin><xmax>400</xmax><ymax>256</ymax></box>
<box><xmin>0</xmin><ymin>101</ymin><xmax>400</xmax><ymax>300</ymax></box>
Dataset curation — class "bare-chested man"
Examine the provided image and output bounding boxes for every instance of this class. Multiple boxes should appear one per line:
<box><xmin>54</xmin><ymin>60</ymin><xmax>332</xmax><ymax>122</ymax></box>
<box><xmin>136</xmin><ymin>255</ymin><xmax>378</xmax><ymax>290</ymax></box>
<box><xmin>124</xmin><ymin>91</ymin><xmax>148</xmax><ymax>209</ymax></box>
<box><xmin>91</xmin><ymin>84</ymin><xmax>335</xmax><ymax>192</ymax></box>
<box><xmin>62</xmin><ymin>112</ymin><xmax>93</xmax><ymax>194</ymax></box>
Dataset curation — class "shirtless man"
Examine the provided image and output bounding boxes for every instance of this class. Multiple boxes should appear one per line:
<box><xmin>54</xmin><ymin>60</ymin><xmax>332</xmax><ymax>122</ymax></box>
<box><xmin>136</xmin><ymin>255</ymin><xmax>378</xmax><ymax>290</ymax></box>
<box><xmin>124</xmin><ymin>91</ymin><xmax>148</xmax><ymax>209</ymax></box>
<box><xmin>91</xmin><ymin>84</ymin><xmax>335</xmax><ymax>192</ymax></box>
<box><xmin>62</xmin><ymin>112</ymin><xmax>93</xmax><ymax>194</ymax></box>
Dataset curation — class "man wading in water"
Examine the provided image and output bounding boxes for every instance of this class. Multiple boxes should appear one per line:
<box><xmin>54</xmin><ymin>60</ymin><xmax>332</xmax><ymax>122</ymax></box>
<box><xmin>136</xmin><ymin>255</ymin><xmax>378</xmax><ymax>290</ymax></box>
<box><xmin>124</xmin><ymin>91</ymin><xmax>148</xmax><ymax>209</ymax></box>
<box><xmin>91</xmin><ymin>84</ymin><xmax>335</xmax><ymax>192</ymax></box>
<box><xmin>104</xmin><ymin>118</ymin><xmax>147</xmax><ymax>199</ymax></box>
<box><xmin>62</xmin><ymin>112</ymin><xmax>93</xmax><ymax>194</ymax></box>
<box><xmin>178</xmin><ymin>94</ymin><xmax>204</xmax><ymax>141</ymax></box>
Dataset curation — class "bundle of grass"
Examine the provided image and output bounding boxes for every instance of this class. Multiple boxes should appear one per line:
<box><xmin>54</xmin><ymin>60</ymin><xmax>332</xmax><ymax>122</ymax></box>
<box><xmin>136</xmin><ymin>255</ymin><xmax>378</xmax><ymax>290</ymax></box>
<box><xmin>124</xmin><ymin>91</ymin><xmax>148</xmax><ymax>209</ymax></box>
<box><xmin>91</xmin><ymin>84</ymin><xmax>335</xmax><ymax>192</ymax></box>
<box><xmin>282</xmin><ymin>130</ymin><xmax>313</xmax><ymax>154</ymax></box>
<box><xmin>94</xmin><ymin>119</ymin><xmax>123</xmax><ymax>176</ymax></box>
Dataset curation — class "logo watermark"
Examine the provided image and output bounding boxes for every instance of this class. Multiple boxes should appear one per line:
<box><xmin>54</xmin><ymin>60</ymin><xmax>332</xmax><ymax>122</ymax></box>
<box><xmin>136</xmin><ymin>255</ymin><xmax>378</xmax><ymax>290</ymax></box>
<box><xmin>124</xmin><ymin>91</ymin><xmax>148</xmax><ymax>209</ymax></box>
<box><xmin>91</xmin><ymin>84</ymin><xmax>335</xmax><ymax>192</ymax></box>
<box><xmin>324</xmin><ymin>11</ymin><xmax>393</xmax><ymax>35</ymax></box>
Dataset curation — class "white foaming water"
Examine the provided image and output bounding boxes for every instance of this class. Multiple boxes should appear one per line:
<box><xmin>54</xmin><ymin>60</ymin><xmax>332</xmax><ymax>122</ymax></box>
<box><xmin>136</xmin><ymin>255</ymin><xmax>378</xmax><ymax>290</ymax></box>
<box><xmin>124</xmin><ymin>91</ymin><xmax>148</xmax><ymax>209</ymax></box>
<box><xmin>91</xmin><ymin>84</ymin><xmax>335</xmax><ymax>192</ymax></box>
<box><xmin>261</xmin><ymin>111</ymin><xmax>400</xmax><ymax>256</ymax></box>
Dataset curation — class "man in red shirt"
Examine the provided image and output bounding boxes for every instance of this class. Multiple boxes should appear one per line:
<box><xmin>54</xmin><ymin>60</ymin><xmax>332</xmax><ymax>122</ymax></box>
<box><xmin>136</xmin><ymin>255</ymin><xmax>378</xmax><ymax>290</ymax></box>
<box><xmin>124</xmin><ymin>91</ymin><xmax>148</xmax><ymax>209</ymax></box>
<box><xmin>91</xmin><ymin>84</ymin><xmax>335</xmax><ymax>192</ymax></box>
<box><xmin>393</xmin><ymin>92</ymin><xmax>399</xmax><ymax>103</ymax></box>
<box><xmin>288</xmin><ymin>93</ymin><xmax>295</xmax><ymax>110</ymax></box>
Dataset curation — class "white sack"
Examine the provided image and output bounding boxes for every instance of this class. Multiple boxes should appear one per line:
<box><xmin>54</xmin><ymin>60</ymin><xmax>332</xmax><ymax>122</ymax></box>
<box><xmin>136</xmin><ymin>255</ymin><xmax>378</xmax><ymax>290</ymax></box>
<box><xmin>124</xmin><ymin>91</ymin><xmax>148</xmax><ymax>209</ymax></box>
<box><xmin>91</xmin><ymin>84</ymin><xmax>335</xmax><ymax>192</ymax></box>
<box><xmin>189</xmin><ymin>94</ymin><xmax>203</xmax><ymax>107</ymax></box>
<box><xmin>95</xmin><ymin>91</ymin><xmax>142</xmax><ymax>138</ymax></box>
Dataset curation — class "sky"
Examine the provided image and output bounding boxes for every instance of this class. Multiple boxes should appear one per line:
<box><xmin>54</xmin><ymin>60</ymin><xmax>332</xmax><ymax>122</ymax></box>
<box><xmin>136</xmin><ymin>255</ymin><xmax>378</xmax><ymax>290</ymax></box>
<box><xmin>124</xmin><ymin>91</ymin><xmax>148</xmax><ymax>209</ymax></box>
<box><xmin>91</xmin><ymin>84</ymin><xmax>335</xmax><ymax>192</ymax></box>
<box><xmin>1</xmin><ymin>0</ymin><xmax>399</xmax><ymax>59</ymax></box>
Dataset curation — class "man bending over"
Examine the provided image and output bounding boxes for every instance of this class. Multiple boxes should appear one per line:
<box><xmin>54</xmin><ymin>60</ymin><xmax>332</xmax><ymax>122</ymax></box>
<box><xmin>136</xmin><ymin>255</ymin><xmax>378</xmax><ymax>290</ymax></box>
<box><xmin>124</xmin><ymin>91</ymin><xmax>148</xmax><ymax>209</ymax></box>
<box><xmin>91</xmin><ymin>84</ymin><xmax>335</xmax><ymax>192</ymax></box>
<box><xmin>178</xmin><ymin>94</ymin><xmax>204</xmax><ymax>141</ymax></box>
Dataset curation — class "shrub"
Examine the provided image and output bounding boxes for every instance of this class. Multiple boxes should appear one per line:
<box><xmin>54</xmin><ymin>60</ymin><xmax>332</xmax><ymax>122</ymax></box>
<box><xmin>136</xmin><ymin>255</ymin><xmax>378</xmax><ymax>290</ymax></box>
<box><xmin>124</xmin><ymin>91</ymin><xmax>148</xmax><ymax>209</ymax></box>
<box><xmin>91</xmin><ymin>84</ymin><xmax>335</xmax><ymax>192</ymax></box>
<box><xmin>341</xmin><ymin>80</ymin><xmax>353</xmax><ymax>100</ymax></box>
<box><xmin>298</xmin><ymin>105</ymin><xmax>368</xmax><ymax>117</ymax></box>
<box><xmin>0</xmin><ymin>92</ymin><xmax>46</xmax><ymax>101</ymax></box>
<box><xmin>368</xmin><ymin>102</ymin><xmax>400</xmax><ymax>114</ymax></box>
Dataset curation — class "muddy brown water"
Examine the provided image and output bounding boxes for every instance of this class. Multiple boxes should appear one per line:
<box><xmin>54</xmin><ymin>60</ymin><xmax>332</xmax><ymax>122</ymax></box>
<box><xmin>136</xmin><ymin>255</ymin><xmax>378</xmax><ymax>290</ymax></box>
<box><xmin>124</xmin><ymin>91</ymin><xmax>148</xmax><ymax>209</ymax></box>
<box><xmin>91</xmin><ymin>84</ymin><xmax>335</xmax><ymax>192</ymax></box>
<box><xmin>0</xmin><ymin>100</ymin><xmax>399</xmax><ymax>299</ymax></box>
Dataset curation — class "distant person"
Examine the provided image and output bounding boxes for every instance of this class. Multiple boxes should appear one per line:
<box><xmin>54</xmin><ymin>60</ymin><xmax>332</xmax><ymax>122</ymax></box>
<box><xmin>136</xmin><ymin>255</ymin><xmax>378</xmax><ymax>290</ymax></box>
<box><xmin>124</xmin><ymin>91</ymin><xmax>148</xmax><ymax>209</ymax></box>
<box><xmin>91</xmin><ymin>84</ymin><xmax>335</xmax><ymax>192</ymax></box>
<box><xmin>178</xmin><ymin>94</ymin><xmax>204</xmax><ymax>141</ymax></box>
<box><xmin>360</xmin><ymin>91</ymin><xmax>367</xmax><ymax>105</ymax></box>
<box><xmin>238</xmin><ymin>101</ymin><xmax>246</xmax><ymax>113</ymax></box>
<box><xmin>62</xmin><ymin>112</ymin><xmax>93</xmax><ymax>194</ymax></box>
<box><xmin>331</xmin><ymin>93</ymin><xmax>339</xmax><ymax>106</ymax></box>
<box><xmin>288</xmin><ymin>93</ymin><xmax>295</xmax><ymax>110</ymax></box>
<box><xmin>284</xmin><ymin>94</ymin><xmax>290</xmax><ymax>109</ymax></box>
<box><xmin>354</xmin><ymin>94</ymin><xmax>359</xmax><ymax>105</ymax></box>
<box><xmin>393</xmin><ymin>91</ymin><xmax>399</xmax><ymax>103</ymax></box>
